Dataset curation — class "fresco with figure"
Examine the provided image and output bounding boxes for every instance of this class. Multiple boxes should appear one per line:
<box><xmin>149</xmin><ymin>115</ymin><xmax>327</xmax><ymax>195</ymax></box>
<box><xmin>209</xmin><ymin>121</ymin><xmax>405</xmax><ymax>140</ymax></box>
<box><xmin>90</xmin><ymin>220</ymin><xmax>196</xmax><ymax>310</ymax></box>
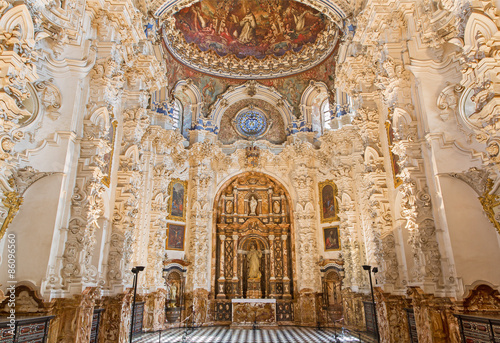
<box><xmin>173</xmin><ymin>0</ymin><xmax>329</xmax><ymax>60</ymax></box>
<box><xmin>319</xmin><ymin>180</ymin><xmax>339</xmax><ymax>223</ymax></box>
<box><xmin>324</xmin><ymin>226</ymin><xmax>340</xmax><ymax>251</ymax></box>
<box><xmin>168</xmin><ymin>180</ymin><xmax>188</xmax><ymax>221</ymax></box>
<box><xmin>164</xmin><ymin>49</ymin><xmax>337</xmax><ymax>117</ymax></box>
<box><xmin>167</xmin><ymin>224</ymin><xmax>185</xmax><ymax>250</ymax></box>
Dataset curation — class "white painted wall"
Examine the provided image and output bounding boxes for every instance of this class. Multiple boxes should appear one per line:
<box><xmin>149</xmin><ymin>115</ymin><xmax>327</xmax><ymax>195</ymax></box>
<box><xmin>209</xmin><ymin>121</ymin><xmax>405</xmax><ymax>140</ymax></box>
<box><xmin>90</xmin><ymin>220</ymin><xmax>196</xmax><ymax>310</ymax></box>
<box><xmin>0</xmin><ymin>174</ymin><xmax>64</xmax><ymax>293</ymax></box>
<box><xmin>439</xmin><ymin>176</ymin><xmax>500</xmax><ymax>296</ymax></box>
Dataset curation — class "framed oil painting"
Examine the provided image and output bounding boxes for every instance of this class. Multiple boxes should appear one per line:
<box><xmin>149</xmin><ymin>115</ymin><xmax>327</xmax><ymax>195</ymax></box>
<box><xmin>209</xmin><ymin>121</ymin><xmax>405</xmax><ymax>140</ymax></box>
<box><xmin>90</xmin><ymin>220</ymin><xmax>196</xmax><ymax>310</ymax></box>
<box><xmin>166</xmin><ymin>224</ymin><xmax>185</xmax><ymax>251</ymax></box>
<box><xmin>324</xmin><ymin>226</ymin><xmax>341</xmax><ymax>251</ymax></box>
<box><xmin>168</xmin><ymin>179</ymin><xmax>187</xmax><ymax>221</ymax></box>
<box><xmin>319</xmin><ymin>180</ymin><xmax>339</xmax><ymax>223</ymax></box>
<box><xmin>102</xmin><ymin>120</ymin><xmax>117</xmax><ymax>187</ymax></box>
<box><xmin>386</xmin><ymin>121</ymin><xmax>403</xmax><ymax>188</ymax></box>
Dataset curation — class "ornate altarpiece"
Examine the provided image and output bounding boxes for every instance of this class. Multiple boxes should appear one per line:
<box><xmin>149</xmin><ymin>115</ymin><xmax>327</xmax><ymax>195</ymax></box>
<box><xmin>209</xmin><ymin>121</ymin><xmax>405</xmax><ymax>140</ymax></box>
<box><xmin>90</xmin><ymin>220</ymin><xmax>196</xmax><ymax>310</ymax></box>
<box><xmin>214</xmin><ymin>173</ymin><xmax>293</xmax><ymax>300</ymax></box>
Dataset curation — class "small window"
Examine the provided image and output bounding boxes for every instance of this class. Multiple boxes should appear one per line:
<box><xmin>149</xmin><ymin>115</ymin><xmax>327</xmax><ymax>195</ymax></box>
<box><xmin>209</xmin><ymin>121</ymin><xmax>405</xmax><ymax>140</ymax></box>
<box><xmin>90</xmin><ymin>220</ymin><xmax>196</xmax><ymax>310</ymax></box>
<box><xmin>170</xmin><ymin>99</ymin><xmax>182</xmax><ymax>129</ymax></box>
<box><xmin>235</xmin><ymin>108</ymin><xmax>268</xmax><ymax>138</ymax></box>
<box><xmin>322</xmin><ymin>99</ymin><xmax>332</xmax><ymax>131</ymax></box>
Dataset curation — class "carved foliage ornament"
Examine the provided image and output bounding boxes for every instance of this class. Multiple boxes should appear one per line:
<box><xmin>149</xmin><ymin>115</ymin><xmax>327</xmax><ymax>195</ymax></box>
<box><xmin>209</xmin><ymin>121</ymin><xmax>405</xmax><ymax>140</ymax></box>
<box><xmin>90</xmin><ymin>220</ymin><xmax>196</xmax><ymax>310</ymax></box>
<box><xmin>0</xmin><ymin>167</ymin><xmax>52</xmax><ymax>240</ymax></box>
<box><xmin>478</xmin><ymin>178</ymin><xmax>500</xmax><ymax>236</ymax></box>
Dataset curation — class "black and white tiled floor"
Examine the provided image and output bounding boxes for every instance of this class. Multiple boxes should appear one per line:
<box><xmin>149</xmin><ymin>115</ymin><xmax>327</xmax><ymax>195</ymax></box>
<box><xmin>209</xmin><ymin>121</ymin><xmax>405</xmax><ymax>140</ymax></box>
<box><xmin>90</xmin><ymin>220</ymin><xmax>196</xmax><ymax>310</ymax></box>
<box><xmin>133</xmin><ymin>326</ymin><xmax>362</xmax><ymax>343</ymax></box>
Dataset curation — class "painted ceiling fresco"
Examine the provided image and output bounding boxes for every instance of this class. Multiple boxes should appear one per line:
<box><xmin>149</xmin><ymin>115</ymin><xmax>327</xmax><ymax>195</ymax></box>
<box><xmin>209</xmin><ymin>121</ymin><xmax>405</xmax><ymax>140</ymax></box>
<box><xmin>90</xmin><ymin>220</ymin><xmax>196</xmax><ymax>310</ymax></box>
<box><xmin>173</xmin><ymin>0</ymin><xmax>329</xmax><ymax>60</ymax></box>
<box><xmin>165</xmin><ymin>47</ymin><xmax>337</xmax><ymax>117</ymax></box>
<box><xmin>163</xmin><ymin>0</ymin><xmax>338</xmax><ymax>79</ymax></box>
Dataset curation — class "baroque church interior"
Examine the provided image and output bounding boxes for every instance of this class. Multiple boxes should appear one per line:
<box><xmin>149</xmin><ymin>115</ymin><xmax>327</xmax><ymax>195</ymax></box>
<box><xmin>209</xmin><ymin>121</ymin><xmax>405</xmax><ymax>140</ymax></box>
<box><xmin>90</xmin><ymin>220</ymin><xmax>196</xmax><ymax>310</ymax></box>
<box><xmin>1</xmin><ymin>0</ymin><xmax>500</xmax><ymax>342</ymax></box>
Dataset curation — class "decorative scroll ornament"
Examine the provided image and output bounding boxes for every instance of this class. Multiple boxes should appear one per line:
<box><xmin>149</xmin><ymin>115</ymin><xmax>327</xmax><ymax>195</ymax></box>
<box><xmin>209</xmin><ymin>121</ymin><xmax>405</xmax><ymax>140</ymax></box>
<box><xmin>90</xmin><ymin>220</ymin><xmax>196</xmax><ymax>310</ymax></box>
<box><xmin>245</xmin><ymin>146</ymin><xmax>260</xmax><ymax>168</ymax></box>
<box><xmin>0</xmin><ymin>167</ymin><xmax>53</xmax><ymax>240</ymax></box>
<box><xmin>478</xmin><ymin>179</ymin><xmax>500</xmax><ymax>236</ymax></box>
<box><xmin>0</xmin><ymin>4</ymin><xmax>42</xmax><ymax>233</ymax></box>
<box><xmin>0</xmin><ymin>191</ymin><xmax>22</xmax><ymax>240</ymax></box>
<box><xmin>449</xmin><ymin>168</ymin><xmax>500</xmax><ymax>236</ymax></box>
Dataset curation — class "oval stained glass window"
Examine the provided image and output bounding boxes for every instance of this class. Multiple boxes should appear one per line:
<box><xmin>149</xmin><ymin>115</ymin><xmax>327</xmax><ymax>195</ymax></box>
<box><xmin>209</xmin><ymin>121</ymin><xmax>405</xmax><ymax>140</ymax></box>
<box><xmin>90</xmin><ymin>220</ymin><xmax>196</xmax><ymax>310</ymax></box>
<box><xmin>235</xmin><ymin>110</ymin><xmax>267</xmax><ymax>137</ymax></box>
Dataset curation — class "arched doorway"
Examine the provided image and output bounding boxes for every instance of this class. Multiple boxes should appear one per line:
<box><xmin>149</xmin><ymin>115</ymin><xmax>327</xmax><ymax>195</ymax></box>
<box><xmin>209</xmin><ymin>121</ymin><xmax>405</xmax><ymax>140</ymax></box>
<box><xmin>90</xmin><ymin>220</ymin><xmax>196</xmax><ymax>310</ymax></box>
<box><xmin>323</xmin><ymin>269</ymin><xmax>343</xmax><ymax>321</ymax></box>
<box><xmin>213</xmin><ymin>172</ymin><xmax>294</xmax><ymax>300</ymax></box>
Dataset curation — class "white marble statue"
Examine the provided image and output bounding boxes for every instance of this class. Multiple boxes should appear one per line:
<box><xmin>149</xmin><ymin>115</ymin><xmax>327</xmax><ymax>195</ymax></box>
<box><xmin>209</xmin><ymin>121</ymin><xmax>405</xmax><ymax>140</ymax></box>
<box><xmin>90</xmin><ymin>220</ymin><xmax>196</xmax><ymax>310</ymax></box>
<box><xmin>249</xmin><ymin>196</ymin><xmax>257</xmax><ymax>215</ymax></box>
<box><xmin>247</xmin><ymin>243</ymin><xmax>262</xmax><ymax>279</ymax></box>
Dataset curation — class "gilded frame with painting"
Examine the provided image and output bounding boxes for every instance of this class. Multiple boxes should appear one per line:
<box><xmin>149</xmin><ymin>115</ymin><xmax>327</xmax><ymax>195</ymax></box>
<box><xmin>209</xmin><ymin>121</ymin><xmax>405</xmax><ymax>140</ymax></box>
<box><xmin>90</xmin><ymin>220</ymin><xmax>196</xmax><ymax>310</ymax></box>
<box><xmin>168</xmin><ymin>179</ymin><xmax>188</xmax><ymax>221</ymax></box>
<box><xmin>166</xmin><ymin>223</ymin><xmax>185</xmax><ymax>251</ymax></box>
<box><xmin>323</xmin><ymin>226</ymin><xmax>341</xmax><ymax>251</ymax></box>
<box><xmin>319</xmin><ymin>180</ymin><xmax>339</xmax><ymax>223</ymax></box>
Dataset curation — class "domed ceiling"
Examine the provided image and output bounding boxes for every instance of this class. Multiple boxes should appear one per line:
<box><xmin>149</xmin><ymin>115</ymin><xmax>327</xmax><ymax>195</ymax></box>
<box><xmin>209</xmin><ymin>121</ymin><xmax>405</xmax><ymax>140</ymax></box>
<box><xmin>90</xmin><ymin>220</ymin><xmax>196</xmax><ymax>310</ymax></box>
<box><xmin>162</xmin><ymin>0</ymin><xmax>340</xmax><ymax>79</ymax></box>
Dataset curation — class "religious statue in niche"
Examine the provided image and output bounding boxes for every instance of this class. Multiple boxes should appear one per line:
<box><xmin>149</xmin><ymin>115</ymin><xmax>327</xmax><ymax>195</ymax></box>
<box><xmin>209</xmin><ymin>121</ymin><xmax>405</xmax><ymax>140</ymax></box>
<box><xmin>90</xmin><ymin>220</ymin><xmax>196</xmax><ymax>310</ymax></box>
<box><xmin>247</xmin><ymin>243</ymin><xmax>262</xmax><ymax>279</ymax></box>
<box><xmin>226</xmin><ymin>200</ymin><xmax>233</xmax><ymax>214</ymax></box>
<box><xmin>273</xmin><ymin>200</ymin><xmax>280</xmax><ymax>214</ymax></box>
<box><xmin>249</xmin><ymin>195</ymin><xmax>258</xmax><ymax>215</ymax></box>
<box><xmin>168</xmin><ymin>284</ymin><xmax>178</xmax><ymax>308</ymax></box>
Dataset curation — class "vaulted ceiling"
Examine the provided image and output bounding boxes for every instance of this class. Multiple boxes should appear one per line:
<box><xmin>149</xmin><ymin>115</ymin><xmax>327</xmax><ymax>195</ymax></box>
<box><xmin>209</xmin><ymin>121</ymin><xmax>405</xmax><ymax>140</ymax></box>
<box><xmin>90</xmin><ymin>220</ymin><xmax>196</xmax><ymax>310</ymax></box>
<box><xmin>144</xmin><ymin>0</ymin><xmax>365</xmax><ymax>79</ymax></box>
<box><xmin>161</xmin><ymin>0</ymin><xmax>339</xmax><ymax>78</ymax></box>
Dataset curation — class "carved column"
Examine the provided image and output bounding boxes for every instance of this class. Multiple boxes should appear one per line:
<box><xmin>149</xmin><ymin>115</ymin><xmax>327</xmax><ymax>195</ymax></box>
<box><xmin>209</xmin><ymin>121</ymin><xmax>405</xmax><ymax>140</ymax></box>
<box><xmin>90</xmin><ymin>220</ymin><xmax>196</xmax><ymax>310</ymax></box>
<box><xmin>143</xmin><ymin>290</ymin><xmax>167</xmax><ymax>332</ymax></box>
<box><xmin>355</xmin><ymin>107</ymin><xmax>400</xmax><ymax>292</ymax></box>
<box><xmin>217</xmin><ymin>235</ymin><xmax>226</xmax><ymax>298</ymax></box>
<box><xmin>392</xmin><ymin>136</ymin><xmax>443</xmax><ymax>290</ymax></box>
<box><xmin>99</xmin><ymin>289</ymin><xmax>134</xmax><ymax>343</ymax></box>
<box><xmin>61</xmin><ymin>51</ymin><xmax>126</xmax><ymax>293</ymax></box>
<box><xmin>282</xmin><ymin>234</ymin><xmax>291</xmax><ymax>299</ymax></box>
<box><xmin>288</xmin><ymin>142</ymin><xmax>321</xmax><ymax>325</ymax></box>
<box><xmin>268</xmin><ymin>235</ymin><xmax>277</xmax><ymax>298</ymax></box>
<box><xmin>187</xmin><ymin>140</ymin><xmax>220</xmax><ymax>325</ymax></box>
<box><xmin>108</xmin><ymin>109</ymin><xmax>150</xmax><ymax>293</ymax></box>
<box><xmin>50</xmin><ymin>287</ymin><xmax>100</xmax><ymax>343</ymax></box>
<box><xmin>407</xmin><ymin>287</ymin><xmax>454</xmax><ymax>343</ymax></box>
<box><xmin>290</xmin><ymin>160</ymin><xmax>321</xmax><ymax>292</ymax></box>
<box><xmin>231</xmin><ymin>234</ymin><xmax>239</xmax><ymax>297</ymax></box>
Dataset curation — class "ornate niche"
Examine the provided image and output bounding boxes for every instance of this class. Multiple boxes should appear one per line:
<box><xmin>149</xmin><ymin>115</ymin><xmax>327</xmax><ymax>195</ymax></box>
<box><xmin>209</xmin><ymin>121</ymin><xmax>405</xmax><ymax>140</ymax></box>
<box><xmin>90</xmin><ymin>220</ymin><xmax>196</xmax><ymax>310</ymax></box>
<box><xmin>214</xmin><ymin>173</ymin><xmax>293</xmax><ymax>300</ymax></box>
<box><xmin>163</xmin><ymin>260</ymin><xmax>188</xmax><ymax>324</ymax></box>
<box><xmin>320</xmin><ymin>262</ymin><xmax>344</xmax><ymax>323</ymax></box>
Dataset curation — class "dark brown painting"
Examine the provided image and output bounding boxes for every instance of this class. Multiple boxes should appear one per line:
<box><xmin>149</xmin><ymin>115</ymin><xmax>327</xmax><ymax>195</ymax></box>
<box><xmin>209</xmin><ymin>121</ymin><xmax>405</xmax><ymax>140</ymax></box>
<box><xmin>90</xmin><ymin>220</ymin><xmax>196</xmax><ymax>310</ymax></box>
<box><xmin>324</xmin><ymin>227</ymin><xmax>340</xmax><ymax>251</ymax></box>
<box><xmin>167</xmin><ymin>224</ymin><xmax>185</xmax><ymax>251</ymax></box>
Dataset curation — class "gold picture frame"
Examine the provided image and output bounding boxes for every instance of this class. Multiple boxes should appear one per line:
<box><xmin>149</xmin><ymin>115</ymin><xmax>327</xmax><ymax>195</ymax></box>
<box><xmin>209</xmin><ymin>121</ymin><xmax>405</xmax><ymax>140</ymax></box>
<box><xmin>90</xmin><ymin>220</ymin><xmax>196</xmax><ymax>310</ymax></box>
<box><xmin>319</xmin><ymin>180</ymin><xmax>339</xmax><ymax>223</ymax></box>
<box><xmin>385</xmin><ymin>121</ymin><xmax>403</xmax><ymax>188</ymax></box>
<box><xmin>168</xmin><ymin>179</ymin><xmax>188</xmax><ymax>221</ymax></box>
<box><xmin>166</xmin><ymin>223</ymin><xmax>185</xmax><ymax>251</ymax></box>
<box><xmin>323</xmin><ymin>226</ymin><xmax>341</xmax><ymax>251</ymax></box>
<box><xmin>102</xmin><ymin>120</ymin><xmax>117</xmax><ymax>188</ymax></box>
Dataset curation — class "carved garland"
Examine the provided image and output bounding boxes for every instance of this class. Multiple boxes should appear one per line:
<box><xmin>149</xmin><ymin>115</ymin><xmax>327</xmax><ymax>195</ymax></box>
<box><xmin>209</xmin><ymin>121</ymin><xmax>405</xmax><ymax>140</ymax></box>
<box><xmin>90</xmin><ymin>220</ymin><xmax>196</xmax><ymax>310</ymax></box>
<box><xmin>479</xmin><ymin>179</ymin><xmax>500</xmax><ymax>236</ymax></box>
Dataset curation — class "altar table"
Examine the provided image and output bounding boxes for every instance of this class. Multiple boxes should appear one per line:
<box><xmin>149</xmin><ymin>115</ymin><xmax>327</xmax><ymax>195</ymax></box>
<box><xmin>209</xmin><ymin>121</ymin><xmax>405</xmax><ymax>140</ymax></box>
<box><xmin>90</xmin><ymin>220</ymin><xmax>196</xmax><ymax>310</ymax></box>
<box><xmin>231</xmin><ymin>299</ymin><xmax>277</xmax><ymax>326</ymax></box>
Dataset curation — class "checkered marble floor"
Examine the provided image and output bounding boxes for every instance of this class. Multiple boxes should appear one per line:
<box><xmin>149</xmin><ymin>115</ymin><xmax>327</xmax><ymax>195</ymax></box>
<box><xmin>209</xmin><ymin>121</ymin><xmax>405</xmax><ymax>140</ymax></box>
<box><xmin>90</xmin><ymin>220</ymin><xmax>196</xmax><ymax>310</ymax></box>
<box><xmin>133</xmin><ymin>326</ymin><xmax>362</xmax><ymax>343</ymax></box>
